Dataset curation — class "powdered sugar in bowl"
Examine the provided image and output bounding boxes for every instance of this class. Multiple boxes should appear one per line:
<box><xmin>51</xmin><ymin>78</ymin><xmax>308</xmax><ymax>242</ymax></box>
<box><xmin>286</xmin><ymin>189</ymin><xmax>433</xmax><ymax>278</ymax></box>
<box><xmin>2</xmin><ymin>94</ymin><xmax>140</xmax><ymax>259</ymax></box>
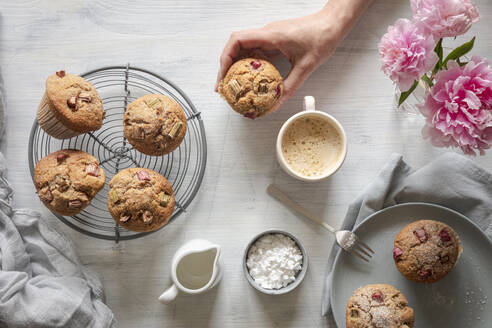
<box><xmin>243</xmin><ymin>229</ymin><xmax>308</xmax><ymax>295</ymax></box>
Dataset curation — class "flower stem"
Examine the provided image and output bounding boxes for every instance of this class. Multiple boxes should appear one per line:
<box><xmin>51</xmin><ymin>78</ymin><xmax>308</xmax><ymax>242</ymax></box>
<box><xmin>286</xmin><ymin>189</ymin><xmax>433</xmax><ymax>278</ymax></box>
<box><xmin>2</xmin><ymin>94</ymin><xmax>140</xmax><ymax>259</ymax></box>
<box><xmin>421</xmin><ymin>74</ymin><xmax>433</xmax><ymax>88</ymax></box>
<box><xmin>398</xmin><ymin>80</ymin><xmax>419</xmax><ymax>107</ymax></box>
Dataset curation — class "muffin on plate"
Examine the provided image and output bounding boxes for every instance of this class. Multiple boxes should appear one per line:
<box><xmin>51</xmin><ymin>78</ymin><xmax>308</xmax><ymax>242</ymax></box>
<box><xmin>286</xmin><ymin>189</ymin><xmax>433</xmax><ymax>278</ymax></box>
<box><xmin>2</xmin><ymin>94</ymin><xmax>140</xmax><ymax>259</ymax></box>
<box><xmin>37</xmin><ymin>70</ymin><xmax>105</xmax><ymax>139</ymax></box>
<box><xmin>346</xmin><ymin>284</ymin><xmax>414</xmax><ymax>328</ymax></box>
<box><xmin>123</xmin><ymin>94</ymin><xmax>187</xmax><ymax>156</ymax></box>
<box><xmin>107</xmin><ymin>168</ymin><xmax>175</xmax><ymax>232</ymax></box>
<box><xmin>393</xmin><ymin>219</ymin><xmax>462</xmax><ymax>283</ymax></box>
<box><xmin>34</xmin><ymin>149</ymin><xmax>106</xmax><ymax>215</ymax></box>
<box><xmin>218</xmin><ymin>58</ymin><xmax>283</xmax><ymax>119</ymax></box>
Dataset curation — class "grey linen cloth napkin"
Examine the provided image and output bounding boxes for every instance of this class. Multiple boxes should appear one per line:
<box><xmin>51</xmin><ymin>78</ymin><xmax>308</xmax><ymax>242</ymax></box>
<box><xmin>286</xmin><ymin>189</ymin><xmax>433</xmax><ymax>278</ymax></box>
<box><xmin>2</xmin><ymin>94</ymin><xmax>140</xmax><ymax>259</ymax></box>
<box><xmin>321</xmin><ymin>152</ymin><xmax>492</xmax><ymax>316</ymax></box>
<box><xmin>0</xmin><ymin>82</ymin><xmax>115</xmax><ymax>326</ymax></box>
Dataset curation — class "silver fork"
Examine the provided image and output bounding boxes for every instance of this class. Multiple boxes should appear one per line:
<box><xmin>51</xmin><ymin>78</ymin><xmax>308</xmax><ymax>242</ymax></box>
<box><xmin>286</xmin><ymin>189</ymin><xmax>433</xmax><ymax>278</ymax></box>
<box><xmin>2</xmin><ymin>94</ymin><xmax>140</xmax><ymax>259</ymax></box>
<box><xmin>267</xmin><ymin>184</ymin><xmax>374</xmax><ymax>262</ymax></box>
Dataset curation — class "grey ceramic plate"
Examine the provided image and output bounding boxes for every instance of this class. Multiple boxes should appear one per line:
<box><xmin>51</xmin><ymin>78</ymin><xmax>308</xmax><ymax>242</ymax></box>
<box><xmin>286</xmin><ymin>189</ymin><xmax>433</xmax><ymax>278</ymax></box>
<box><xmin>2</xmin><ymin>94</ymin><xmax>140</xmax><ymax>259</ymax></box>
<box><xmin>331</xmin><ymin>203</ymin><xmax>492</xmax><ymax>328</ymax></box>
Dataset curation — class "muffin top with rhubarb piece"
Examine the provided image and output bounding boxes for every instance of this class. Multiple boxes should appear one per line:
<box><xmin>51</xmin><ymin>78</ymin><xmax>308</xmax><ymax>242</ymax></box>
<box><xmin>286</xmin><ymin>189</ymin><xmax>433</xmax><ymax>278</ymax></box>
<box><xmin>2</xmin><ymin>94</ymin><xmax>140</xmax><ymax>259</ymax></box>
<box><xmin>219</xmin><ymin>58</ymin><xmax>283</xmax><ymax>119</ymax></box>
<box><xmin>107</xmin><ymin>168</ymin><xmax>175</xmax><ymax>232</ymax></box>
<box><xmin>123</xmin><ymin>94</ymin><xmax>187</xmax><ymax>156</ymax></box>
<box><xmin>393</xmin><ymin>219</ymin><xmax>462</xmax><ymax>283</ymax></box>
<box><xmin>45</xmin><ymin>70</ymin><xmax>105</xmax><ymax>132</ymax></box>
<box><xmin>34</xmin><ymin>149</ymin><xmax>106</xmax><ymax>216</ymax></box>
<box><xmin>346</xmin><ymin>284</ymin><xmax>414</xmax><ymax>328</ymax></box>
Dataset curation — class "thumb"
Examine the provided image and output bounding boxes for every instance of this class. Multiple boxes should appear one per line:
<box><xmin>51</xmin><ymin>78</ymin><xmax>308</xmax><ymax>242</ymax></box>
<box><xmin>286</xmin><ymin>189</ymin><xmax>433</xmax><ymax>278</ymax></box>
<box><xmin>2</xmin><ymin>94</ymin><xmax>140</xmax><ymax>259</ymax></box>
<box><xmin>270</xmin><ymin>59</ymin><xmax>315</xmax><ymax>112</ymax></box>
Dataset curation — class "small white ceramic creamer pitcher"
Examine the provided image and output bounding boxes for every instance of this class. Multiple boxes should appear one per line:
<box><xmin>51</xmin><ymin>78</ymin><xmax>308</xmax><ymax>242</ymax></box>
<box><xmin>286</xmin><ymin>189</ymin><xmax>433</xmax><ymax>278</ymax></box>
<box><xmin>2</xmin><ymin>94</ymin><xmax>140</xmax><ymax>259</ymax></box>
<box><xmin>158</xmin><ymin>239</ymin><xmax>222</xmax><ymax>304</ymax></box>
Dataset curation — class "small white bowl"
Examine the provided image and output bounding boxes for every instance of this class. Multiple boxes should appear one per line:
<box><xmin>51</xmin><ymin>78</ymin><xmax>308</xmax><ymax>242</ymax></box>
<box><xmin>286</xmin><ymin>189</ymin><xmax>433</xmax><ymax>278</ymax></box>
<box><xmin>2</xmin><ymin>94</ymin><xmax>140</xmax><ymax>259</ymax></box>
<box><xmin>276</xmin><ymin>96</ymin><xmax>347</xmax><ymax>182</ymax></box>
<box><xmin>243</xmin><ymin>229</ymin><xmax>308</xmax><ymax>295</ymax></box>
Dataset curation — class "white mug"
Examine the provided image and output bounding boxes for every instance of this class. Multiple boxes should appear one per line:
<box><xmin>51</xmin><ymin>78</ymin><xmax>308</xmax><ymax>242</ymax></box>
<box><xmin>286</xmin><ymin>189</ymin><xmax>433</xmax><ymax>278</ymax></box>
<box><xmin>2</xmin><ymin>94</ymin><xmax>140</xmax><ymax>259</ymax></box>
<box><xmin>158</xmin><ymin>239</ymin><xmax>222</xmax><ymax>304</ymax></box>
<box><xmin>276</xmin><ymin>96</ymin><xmax>347</xmax><ymax>182</ymax></box>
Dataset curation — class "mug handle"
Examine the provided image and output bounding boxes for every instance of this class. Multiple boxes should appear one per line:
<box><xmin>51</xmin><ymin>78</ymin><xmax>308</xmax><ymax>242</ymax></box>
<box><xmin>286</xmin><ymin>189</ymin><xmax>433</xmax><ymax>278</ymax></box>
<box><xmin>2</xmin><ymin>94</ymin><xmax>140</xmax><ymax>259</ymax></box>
<box><xmin>303</xmin><ymin>96</ymin><xmax>315</xmax><ymax>112</ymax></box>
<box><xmin>158</xmin><ymin>284</ymin><xmax>179</xmax><ymax>304</ymax></box>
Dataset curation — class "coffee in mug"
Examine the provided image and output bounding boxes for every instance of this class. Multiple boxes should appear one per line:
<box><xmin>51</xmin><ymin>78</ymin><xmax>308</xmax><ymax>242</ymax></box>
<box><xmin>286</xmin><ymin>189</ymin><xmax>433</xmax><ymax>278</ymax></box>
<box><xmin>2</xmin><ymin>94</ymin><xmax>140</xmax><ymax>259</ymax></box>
<box><xmin>281</xmin><ymin>115</ymin><xmax>343</xmax><ymax>177</ymax></box>
<box><xmin>276</xmin><ymin>96</ymin><xmax>347</xmax><ymax>182</ymax></box>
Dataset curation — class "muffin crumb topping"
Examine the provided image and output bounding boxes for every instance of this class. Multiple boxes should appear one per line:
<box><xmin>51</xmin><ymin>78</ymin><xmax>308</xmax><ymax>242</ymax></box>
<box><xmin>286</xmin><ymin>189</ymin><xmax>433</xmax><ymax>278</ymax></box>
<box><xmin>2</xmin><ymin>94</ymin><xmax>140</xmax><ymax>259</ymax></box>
<box><xmin>346</xmin><ymin>284</ymin><xmax>414</xmax><ymax>328</ymax></box>
<box><xmin>41</xmin><ymin>72</ymin><xmax>104</xmax><ymax>135</ymax></box>
<box><xmin>34</xmin><ymin>150</ymin><xmax>105</xmax><ymax>216</ymax></box>
<box><xmin>219</xmin><ymin>58</ymin><xmax>283</xmax><ymax>119</ymax></box>
<box><xmin>107</xmin><ymin>168</ymin><xmax>175</xmax><ymax>232</ymax></box>
<box><xmin>394</xmin><ymin>220</ymin><xmax>462</xmax><ymax>283</ymax></box>
<box><xmin>123</xmin><ymin>95</ymin><xmax>187</xmax><ymax>156</ymax></box>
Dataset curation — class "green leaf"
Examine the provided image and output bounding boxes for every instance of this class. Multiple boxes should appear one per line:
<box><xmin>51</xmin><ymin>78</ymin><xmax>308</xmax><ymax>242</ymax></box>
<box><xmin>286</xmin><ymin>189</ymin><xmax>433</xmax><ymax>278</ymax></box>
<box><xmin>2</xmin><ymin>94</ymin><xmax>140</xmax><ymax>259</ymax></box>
<box><xmin>433</xmin><ymin>38</ymin><xmax>443</xmax><ymax>73</ymax></box>
<box><xmin>398</xmin><ymin>80</ymin><xmax>418</xmax><ymax>107</ymax></box>
<box><xmin>421</xmin><ymin>74</ymin><xmax>433</xmax><ymax>87</ymax></box>
<box><xmin>443</xmin><ymin>37</ymin><xmax>475</xmax><ymax>68</ymax></box>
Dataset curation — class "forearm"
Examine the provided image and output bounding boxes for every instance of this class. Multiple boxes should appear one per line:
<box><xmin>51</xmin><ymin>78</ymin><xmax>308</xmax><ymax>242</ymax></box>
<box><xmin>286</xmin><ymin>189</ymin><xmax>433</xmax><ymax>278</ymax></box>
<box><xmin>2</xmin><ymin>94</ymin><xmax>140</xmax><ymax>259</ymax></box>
<box><xmin>216</xmin><ymin>0</ymin><xmax>372</xmax><ymax>99</ymax></box>
<box><xmin>316</xmin><ymin>0</ymin><xmax>373</xmax><ymax>55</ymax></box>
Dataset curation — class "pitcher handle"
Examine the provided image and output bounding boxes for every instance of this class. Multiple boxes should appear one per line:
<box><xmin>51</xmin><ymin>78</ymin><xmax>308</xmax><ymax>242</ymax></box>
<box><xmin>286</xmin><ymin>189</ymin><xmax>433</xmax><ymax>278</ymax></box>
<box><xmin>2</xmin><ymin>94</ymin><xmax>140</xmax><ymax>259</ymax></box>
<box><xmin>158</xmin><ymin>284</ymin><xmax>178</xmax><ymax>304</ymax></box>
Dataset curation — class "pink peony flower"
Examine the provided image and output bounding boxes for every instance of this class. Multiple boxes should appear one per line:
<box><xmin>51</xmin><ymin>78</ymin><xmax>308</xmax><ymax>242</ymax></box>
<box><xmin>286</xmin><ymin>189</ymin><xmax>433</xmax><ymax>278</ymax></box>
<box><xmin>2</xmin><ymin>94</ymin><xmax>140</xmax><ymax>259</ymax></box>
<box><xmin>379</xmin><ymin>19</ymin><xmax>438</xmax><ymax>91</ymax></box>
<box><xmin>419</xmin><ymin>56</ymin><xmax>492</xmax><ymax>155</ymax></box>
<box><xmin>411</xmin><ymin>0</ymin><xmax>480</xmax><ymax>39</ymax></box>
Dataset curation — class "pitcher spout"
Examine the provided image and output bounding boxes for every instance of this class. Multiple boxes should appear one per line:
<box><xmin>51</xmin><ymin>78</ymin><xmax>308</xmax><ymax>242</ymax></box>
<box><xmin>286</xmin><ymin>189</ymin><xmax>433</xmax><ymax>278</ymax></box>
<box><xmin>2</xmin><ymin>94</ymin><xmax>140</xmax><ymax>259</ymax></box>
<box><xmin>158</xmin><ymin>284</ymin><xmax>178</xmax><ymax>304</ymax></box>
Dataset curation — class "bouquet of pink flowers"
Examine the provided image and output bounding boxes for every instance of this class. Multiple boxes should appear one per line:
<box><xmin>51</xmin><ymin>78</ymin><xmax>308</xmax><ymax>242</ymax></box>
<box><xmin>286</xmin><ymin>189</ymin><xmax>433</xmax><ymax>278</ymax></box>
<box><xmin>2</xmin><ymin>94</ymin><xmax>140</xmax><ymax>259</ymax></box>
<box><xmin>379</xmin><ymin>0</ymin><xmax>492</xmax><ymax>155</ymax></box>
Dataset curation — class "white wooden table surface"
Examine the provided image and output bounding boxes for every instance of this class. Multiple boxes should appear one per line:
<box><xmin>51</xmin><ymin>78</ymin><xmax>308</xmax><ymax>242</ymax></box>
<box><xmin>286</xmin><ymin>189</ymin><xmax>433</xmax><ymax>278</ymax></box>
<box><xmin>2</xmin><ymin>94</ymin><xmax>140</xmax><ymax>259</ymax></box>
<box><xmin>1</xmin><ymin>1</ymin><xmax>491</xmax><ymax>327</ymax></box>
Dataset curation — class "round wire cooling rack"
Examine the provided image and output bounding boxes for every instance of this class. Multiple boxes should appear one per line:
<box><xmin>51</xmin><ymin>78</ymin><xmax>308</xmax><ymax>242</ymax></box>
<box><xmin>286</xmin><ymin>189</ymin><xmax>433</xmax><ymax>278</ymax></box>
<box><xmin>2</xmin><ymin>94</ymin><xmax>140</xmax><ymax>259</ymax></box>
<box><xmin>28</xmin><ymin>65</ymin><xmax>207</xmax><ymax>242</ymax></box>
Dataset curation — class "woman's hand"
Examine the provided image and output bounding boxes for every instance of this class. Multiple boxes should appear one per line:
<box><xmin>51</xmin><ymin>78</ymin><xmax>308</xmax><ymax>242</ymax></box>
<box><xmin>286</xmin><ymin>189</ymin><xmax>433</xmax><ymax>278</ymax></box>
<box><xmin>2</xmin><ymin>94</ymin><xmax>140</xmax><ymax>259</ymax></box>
<box><xmin>215</xmin><ymin>0</ymin><xmax>372</xmax><ymax>112</ymax></box>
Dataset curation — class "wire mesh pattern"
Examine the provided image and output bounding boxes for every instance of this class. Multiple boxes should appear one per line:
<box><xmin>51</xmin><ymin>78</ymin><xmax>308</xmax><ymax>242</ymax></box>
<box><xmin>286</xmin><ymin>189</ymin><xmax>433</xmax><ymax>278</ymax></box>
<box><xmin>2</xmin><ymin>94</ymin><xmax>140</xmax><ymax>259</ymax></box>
<box><xmin>28</xmin><ymin>65</ymin><xmax>207</xmax><ymax>241</ymax></box>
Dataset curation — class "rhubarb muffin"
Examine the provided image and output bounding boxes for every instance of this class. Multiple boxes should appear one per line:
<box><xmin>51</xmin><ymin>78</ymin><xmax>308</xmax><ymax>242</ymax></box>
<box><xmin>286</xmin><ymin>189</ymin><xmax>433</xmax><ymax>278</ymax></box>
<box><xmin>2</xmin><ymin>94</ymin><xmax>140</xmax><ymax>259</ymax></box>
<box><xmin>34</xmin><ymin>149</ymin><xmax>106</xmax><ymax>216</ymax></box>
<box><xmin>393</xmin><ymin>220</ymin><xmax>462</xmax><ymax>283</ymax></box>
<box><xmin>219</xmin><ymin>58</ymin><xmax>283</xmax><ymax>119</ymax></box>
<box><xmin>107</xmin><ymin>168</ymin><xmax>175</xmax><ymax>232</ymax></box>
<box><xmin>124</xmin><ymin>94</ymin><xmax>187</xmax><ymax>156</ymax></box>
<box><xmin>37</xmin><ymin>70</ymin><xmax>105</xmax><ymax>139</ymax></box>
<box><xmin>346</xmin><ymin>284</ymin><xmax>414</xmax><ymax>328</ymax></box>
